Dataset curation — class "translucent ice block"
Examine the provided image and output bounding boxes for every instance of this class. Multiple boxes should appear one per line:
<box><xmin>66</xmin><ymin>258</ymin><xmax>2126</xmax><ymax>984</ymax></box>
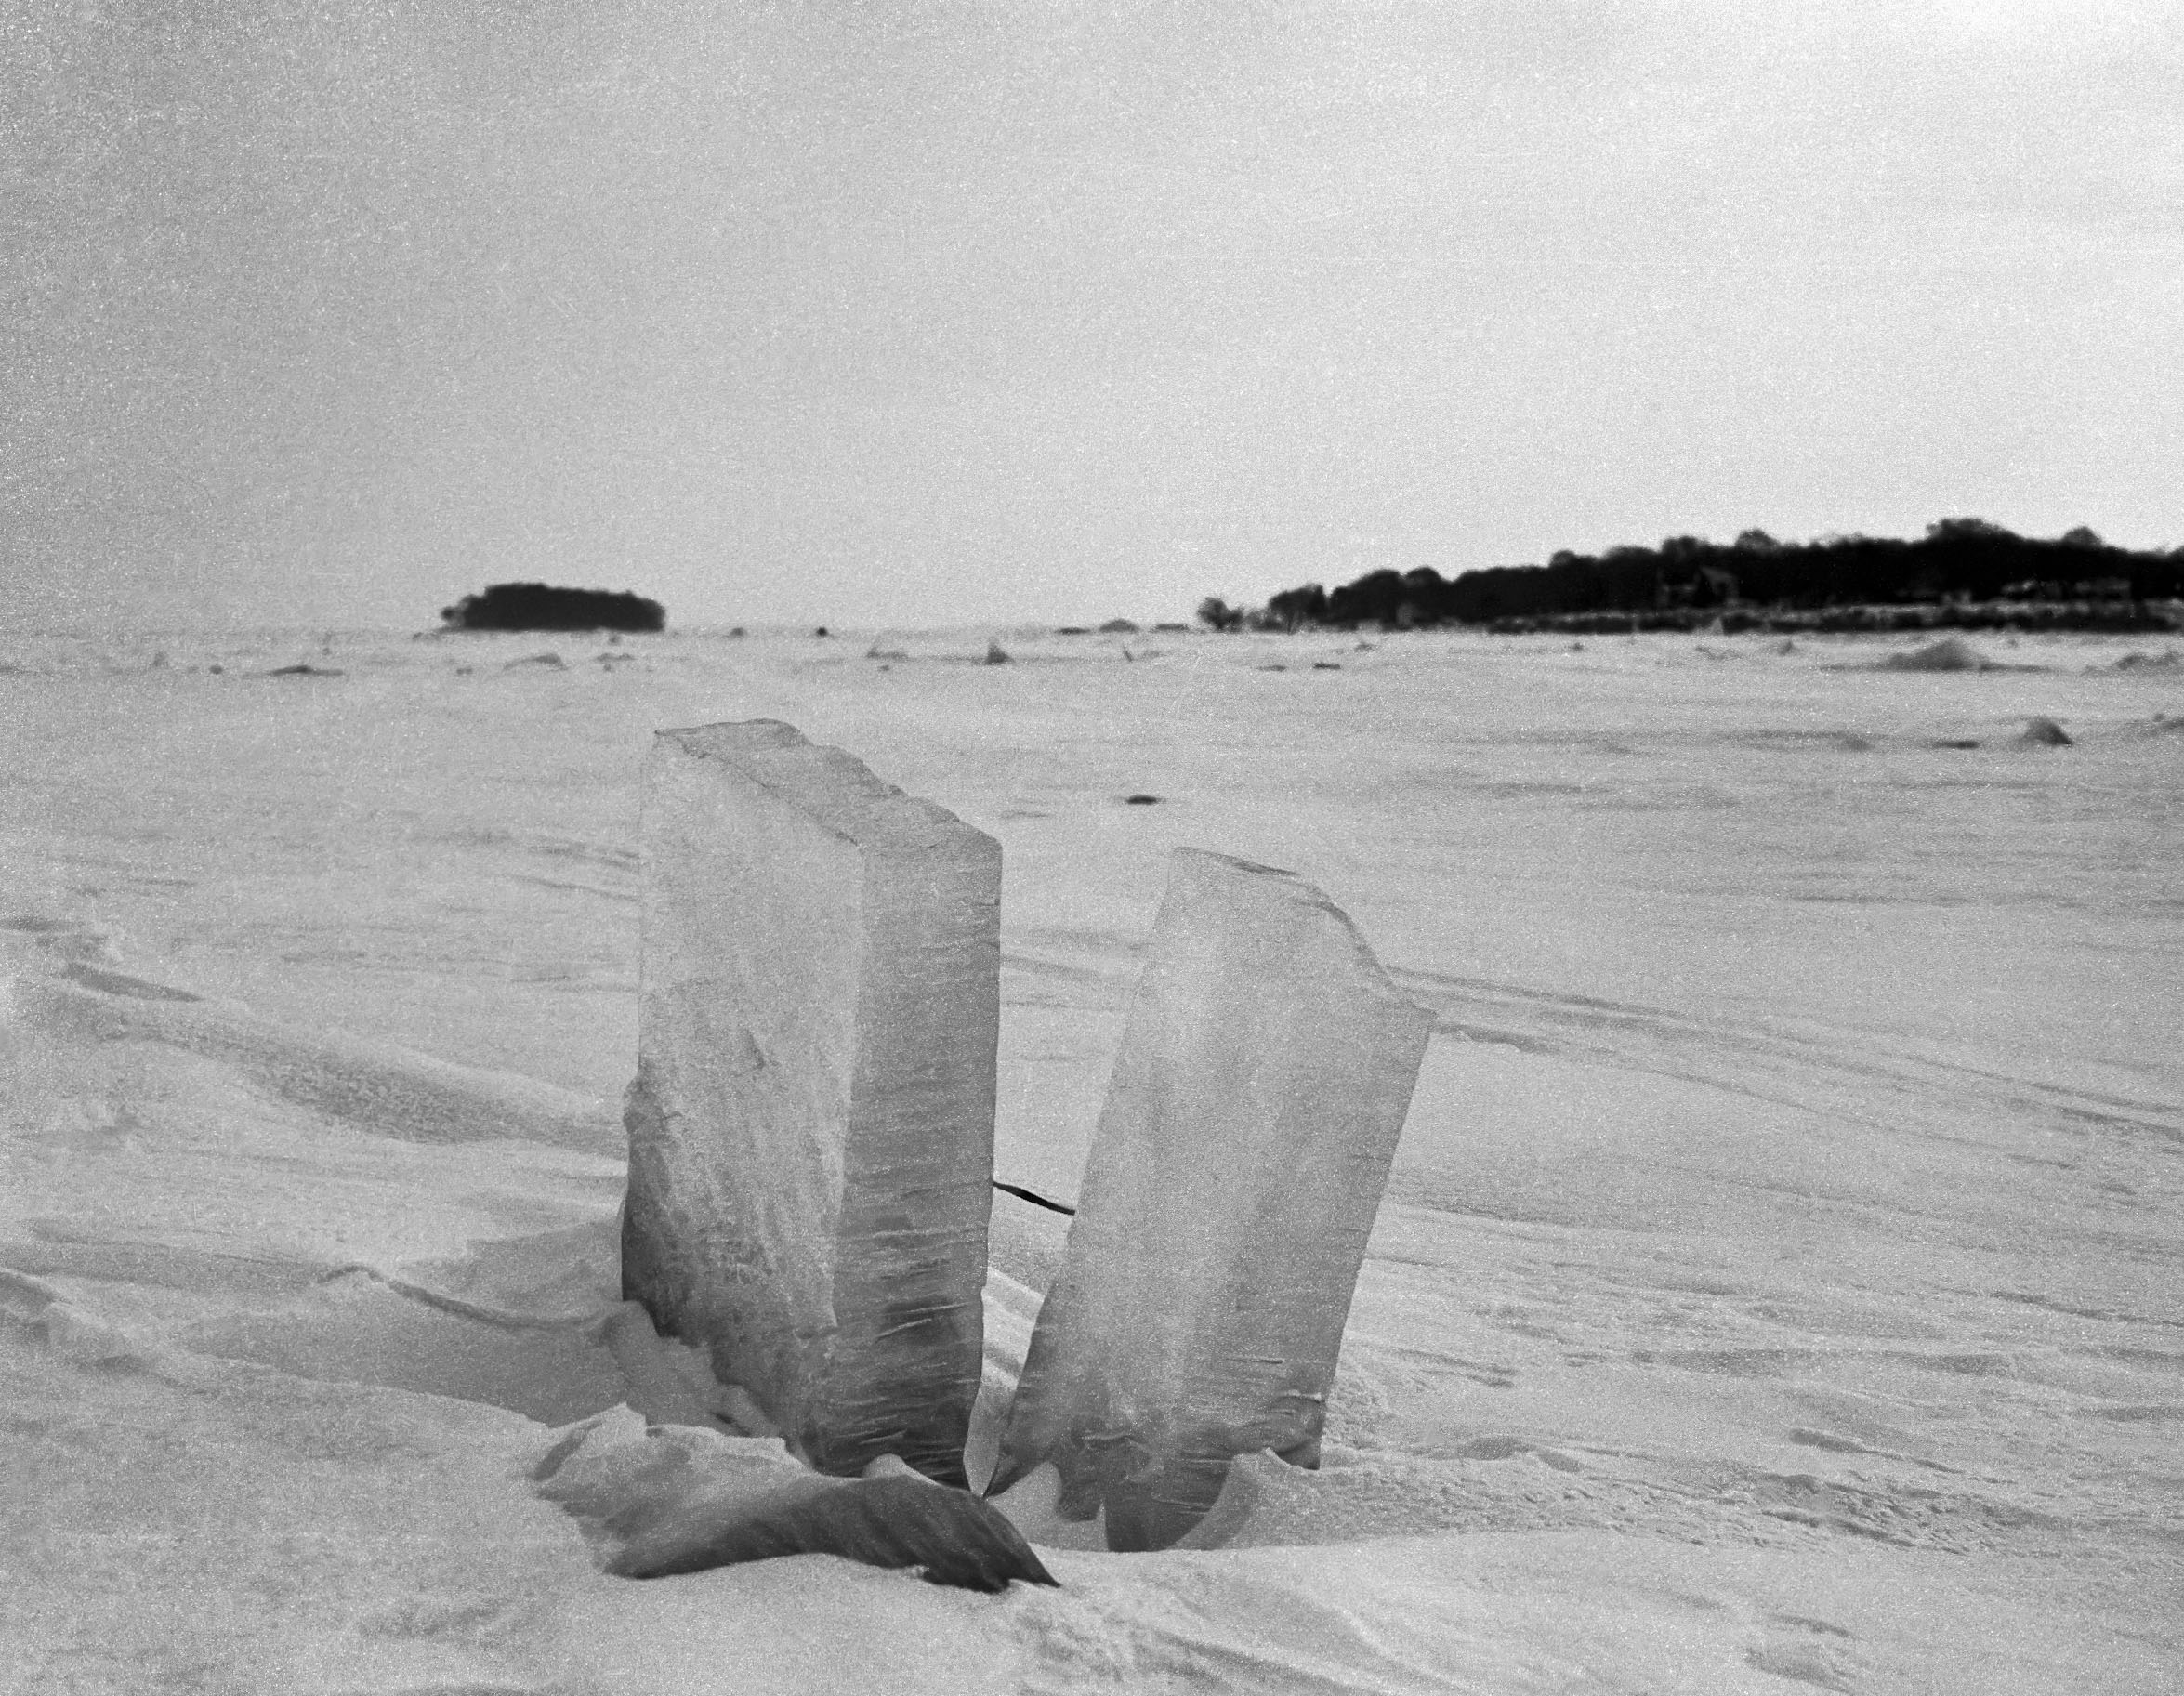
<box><xmin>621</xmin><ymin>721</ymin><xmax>1001</xmax><ymax>1486</ymax></box>
<box><xmin>987</xmin><ymin>849</ymin><xmax>1432</xmax><ymax>1548</ymax></box>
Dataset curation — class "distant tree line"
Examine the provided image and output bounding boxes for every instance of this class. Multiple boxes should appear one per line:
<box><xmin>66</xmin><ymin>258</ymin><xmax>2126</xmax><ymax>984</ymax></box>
<box><xmin>441</xmin><ymin>583</ymin><xmax>666</xmax><ymax>633</ymax></box>
<box><xmin>1201</xmin><ymin>520</ymin><xmax>2184</xmax><ymax>632</ymax></box>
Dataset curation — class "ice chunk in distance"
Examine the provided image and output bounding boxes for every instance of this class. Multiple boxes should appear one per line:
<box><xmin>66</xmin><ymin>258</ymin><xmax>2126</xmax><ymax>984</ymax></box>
<box><xmin>987</xmin><ymin>848</ymin><xmax>1432</xmax><ymax>1550</ymax></box>
<box><xmin>621</xmin><ymin>721</ymin><xmax>1001</xmax><ymax>1487</ymax></box>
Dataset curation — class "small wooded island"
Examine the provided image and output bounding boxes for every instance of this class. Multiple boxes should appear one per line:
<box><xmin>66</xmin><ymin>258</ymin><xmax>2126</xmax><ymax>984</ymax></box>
<box><xmin>441</xmin><ymin>583</ymin><xmax>666</xmax><ymax>633</ymax></box>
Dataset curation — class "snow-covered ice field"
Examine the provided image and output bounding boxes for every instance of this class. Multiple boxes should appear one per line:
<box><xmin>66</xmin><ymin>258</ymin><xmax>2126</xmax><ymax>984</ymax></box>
<box><xmin>4</xmin><ymin>624</ymin><xmax>2178</xmax><ymax>1693</ymax></box>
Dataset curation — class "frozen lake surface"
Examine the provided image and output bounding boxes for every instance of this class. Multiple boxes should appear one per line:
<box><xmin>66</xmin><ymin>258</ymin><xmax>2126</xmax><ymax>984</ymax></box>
<box><xmin>4</xmin><ymin>625</ymin><xmax>2179</xmax><ymax>1692</ymax></box>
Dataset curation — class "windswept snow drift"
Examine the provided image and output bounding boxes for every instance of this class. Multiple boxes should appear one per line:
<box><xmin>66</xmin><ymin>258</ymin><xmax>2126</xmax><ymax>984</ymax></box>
<box><xmin>3</xmin><ymin>626</ymin><xmax>2179</xmax><ymax>1693</ymax></box>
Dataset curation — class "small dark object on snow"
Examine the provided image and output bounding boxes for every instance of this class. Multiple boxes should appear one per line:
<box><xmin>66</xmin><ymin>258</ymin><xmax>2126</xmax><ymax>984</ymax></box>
<box><xmin>266</xmin><ymin>664</ymin><xmax>343</xmax><ymax>677</ymax></box>
<box><xmin>2017</xmin><ymin>717</ymin><xmax>2072</xmax><ymax>746</ymax></box>
<box><xmin>1125</xmin><ymin>794</ymin><xmax>1162</xmax><ymax>806</ymax></box>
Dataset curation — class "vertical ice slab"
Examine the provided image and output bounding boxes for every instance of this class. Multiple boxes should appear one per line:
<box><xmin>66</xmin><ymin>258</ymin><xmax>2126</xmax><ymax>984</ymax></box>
<box><xmin>621</xmin><ymin>721</ymin><xmax>1001</xmax><ymax>1487</ymax></box>
<box><xmin>988</xmin><ymin>848</ymin><xmax>1432</xmax><ymax>1549</ymax></box>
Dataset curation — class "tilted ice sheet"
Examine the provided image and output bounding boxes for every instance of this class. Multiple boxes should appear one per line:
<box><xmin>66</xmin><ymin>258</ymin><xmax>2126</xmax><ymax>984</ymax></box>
<box><xmin>621</xmin><ymin>720</ymin><xmax>1001</xmax><ymax>1483</ymax></box>
<box><xmin>991</xmin><ymin>848</ymin><xmax>1434</xmax><ymax>1549</ymax></box>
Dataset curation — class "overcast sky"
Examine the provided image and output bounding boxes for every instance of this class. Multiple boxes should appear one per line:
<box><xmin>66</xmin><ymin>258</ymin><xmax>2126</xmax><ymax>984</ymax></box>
<box><xmin>7</xmin><ymin>0</ymin><xmax>2179</xmax><ymax>632</ymax></box>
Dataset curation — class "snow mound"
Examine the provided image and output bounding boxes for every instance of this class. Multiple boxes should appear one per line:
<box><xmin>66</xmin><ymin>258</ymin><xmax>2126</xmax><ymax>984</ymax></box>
<box><xmin>1875</xmin><ymin>636</ymin><xmax>1993</xmax><ymax>671</ymax></box>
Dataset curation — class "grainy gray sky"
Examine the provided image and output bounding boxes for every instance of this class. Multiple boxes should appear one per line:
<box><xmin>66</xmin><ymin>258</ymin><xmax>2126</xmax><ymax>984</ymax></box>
<box><xmin>7</xmin><ymin>1</ymin><xmax>2179</xmax><ymax>632</ymax></box>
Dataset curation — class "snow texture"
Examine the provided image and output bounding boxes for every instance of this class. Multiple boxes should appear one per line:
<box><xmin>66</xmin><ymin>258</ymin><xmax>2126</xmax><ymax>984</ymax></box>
<box><xmin>622</xmin><ymin>720</ymin><xmax>1002</xmax><ymax>1485</ymax></box>
<box><xmin>3</xmin><ymin>625</ymin><xmax>2179</xmax><ymax>1692</ymax></box>
<box><xmin>991</xmin><ymin>849</ymin><xmax>1433</xmax><ymax>1549</ymax></box>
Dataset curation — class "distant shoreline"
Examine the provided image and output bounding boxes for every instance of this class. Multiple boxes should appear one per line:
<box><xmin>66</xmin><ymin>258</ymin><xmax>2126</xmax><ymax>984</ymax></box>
<box><xmin>1240</xmin><ymin>600</ymin><xmax>2184</xmax><ymax>638</ymax></box>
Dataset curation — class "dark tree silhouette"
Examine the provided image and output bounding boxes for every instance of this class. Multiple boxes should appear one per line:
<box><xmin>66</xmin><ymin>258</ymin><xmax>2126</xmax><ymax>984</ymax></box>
<box><xmin>1196</xmin><ymin>597</ymin><xmax>1246</xmax><ymax>632</ymax></box>
<box><xmin>441</xmin><ymin>583</ymin><xmax>666</xmax><ymax>633</ymax></box>
<box><xmin>1247</xmin><ymin>523</ymin><xmax>2179</xmax><ymax>630</ymax></box>
<box><xmin>1264</xmin><ymin>584</ymin><xmax>1327</xmax><ymax>631</ymax></box>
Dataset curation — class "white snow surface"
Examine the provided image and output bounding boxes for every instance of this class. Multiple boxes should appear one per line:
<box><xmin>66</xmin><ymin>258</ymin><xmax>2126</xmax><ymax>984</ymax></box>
<box><xmin>3</xmin><ymin>624</ymin><xmax>2178</xmax><ymax>1693</ymax></box>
